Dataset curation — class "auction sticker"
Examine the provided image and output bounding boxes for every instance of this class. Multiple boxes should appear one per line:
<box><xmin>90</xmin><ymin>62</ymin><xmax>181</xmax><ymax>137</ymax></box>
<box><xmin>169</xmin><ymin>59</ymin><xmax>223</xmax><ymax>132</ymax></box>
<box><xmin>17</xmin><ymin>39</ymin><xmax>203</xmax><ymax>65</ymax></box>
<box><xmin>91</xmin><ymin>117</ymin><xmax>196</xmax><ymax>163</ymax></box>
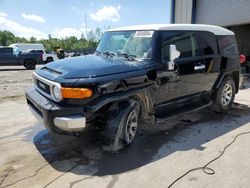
<box><xmin>134</xmin><ymin>31</ymin><xmax>154</xmax><ymax>38</ymax></box>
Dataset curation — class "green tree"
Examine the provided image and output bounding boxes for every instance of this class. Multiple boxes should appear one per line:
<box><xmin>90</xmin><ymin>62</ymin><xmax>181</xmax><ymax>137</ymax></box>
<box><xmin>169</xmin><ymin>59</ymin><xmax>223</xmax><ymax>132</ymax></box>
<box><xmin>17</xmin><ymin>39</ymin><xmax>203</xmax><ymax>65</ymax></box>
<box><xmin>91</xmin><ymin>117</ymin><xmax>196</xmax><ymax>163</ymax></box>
<box><xmin>95</xmin><ymin>27</ymin><xmax>103</xmax><ymax>42</ymax></box>
<box><xmin>15</xmin><ymin>37</ymin><xmax>29</xmax><ymax>43</ymax></box>
<box><xmin>87</xmin><ymin>30</ymin><xmax>96</xmax><ymax>41</ymax></box>
<box><xmin>30</xmin><ymin>36</ymin><xmax>37</xmax><ymax>43</ymax></box>
<box><xmin>0</xmin><ymin>27</ymin><xmax>102</xmax><ymax>50</ymax></box>
<box><xmin>0</xmin><ymin>30</ymin><xmax>15</xmax><ymax>46</ymax></box>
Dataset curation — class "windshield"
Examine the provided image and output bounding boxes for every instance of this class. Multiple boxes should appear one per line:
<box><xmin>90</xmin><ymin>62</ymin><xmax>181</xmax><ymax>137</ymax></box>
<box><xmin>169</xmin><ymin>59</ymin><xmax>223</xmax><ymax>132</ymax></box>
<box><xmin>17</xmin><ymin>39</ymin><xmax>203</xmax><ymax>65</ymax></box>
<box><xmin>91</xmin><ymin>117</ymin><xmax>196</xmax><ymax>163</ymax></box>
<box><xmin>96</xmin><ymin>31</ymin><xmax>153</xmax><ymax>59</ymax></box>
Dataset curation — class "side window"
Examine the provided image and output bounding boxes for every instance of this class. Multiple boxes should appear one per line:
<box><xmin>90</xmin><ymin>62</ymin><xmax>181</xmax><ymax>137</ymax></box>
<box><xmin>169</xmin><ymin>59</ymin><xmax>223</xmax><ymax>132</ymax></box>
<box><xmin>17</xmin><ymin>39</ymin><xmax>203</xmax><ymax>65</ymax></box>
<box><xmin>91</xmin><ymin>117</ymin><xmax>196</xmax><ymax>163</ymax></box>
<box><xmin>0</xmin><ymin>48</ymin><xmax>13</xmax><ymax>54</ymax></box>
<box><xmin>217</xmin><ymin>35</ymin><xmax>239</xmax><ymax>56</ymax></box>
<box><xmin>161</xmin><ymin>31</ymin><xmax>198</xmax><ymax>62</ymax></box>
<box><xmin>199</xmin><ymin>31</ymin><xmax>218</xmax><ymax>55</ymax></box>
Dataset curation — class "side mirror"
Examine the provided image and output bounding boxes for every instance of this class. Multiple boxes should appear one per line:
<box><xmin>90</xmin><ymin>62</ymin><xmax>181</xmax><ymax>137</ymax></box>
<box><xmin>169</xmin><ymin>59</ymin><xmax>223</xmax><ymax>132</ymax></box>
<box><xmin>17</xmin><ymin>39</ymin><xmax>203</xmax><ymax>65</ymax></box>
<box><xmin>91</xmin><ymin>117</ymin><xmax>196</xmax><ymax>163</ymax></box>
<box><xmin>168</xmin><ymin>45</ymin><xmax>180</xmax><ymax>70</ymax></box>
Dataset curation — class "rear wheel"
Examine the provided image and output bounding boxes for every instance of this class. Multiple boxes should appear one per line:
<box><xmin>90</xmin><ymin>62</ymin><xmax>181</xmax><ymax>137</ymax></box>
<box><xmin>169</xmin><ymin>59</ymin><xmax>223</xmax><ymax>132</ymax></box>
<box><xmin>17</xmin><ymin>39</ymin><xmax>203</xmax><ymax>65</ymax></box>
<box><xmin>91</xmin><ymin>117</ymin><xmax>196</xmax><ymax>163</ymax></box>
<box><xmin>210</xmin><ymin>77</ymin><xmax>236</xmax><ymax>113</ymax></box>
<box><xmin>46</xmin><ymin>57</ymin><xmax>53</xmax><ymax>63</ymax></box>
<box><xmin>103</xmin><ymin>99</ymin><xmax>140</xmax><ymax>152</ymax></box>
<box><xmin>24</xmin><ymin>59</ymin><xmax>36</xmax><ymax>70</ymax></box>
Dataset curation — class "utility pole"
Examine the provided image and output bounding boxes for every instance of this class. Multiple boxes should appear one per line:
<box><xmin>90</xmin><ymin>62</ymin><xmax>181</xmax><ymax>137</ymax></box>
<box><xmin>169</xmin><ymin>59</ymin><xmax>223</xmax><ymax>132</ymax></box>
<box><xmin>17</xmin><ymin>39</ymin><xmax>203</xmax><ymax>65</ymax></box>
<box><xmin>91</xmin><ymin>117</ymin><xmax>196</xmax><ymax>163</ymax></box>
<box><xmin>85</xmin><ymin>12</ymin><xmax>88</xmax><ymax>39</ymax></box>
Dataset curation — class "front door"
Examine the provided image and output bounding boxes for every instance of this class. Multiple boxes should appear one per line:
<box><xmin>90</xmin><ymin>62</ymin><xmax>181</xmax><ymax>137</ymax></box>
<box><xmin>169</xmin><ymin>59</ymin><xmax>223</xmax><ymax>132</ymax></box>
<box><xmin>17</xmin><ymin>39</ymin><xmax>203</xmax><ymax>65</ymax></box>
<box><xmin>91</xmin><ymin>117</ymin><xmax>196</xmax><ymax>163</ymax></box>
<box><xmin>156</xmin><ymin>31</ymin><xmax>205</xmax><ymax>105</ymax></box>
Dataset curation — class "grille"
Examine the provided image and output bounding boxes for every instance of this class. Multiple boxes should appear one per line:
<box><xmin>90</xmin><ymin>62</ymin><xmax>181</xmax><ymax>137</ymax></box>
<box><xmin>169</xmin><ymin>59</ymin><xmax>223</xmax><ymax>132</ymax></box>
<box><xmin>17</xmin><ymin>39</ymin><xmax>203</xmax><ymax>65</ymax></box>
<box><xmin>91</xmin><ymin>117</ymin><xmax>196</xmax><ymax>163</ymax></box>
<box><xmin>33</xmin><ymin>72</ymin><xmax>62</xmax><ymax>102</ymax></box>
<box><xmin>36</xmin><ymin>79</ymin><xmax>51</xmax><ymax>95</ymax></box>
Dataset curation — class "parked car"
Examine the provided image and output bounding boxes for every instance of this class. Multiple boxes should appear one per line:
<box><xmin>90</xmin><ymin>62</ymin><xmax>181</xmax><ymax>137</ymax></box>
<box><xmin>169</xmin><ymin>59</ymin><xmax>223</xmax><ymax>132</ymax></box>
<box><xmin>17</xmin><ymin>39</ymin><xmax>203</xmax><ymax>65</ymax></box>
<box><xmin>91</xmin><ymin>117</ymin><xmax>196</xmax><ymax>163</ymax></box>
<box><xmin>26</xmin><ymin>24</ymin><xmax>241</xmax><ymax>151</ymax></box>
<box><xmin>25</xmin><ymin>49</ymin><xmax>58</xmax><ymax>63</ymax></box>
<box><xmin>0</xmin><ymin>46</ymin><xmax>43</xmax><ymax>69</ymax></box>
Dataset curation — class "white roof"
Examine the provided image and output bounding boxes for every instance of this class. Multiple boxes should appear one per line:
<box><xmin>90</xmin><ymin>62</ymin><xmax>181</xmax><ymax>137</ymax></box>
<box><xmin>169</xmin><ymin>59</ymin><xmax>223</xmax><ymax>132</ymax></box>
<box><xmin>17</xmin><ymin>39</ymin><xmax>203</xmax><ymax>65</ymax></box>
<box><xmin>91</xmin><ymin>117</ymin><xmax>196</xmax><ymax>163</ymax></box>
<box><xmin>107</xmin><ymin>24</ymin><xmax>234</xmax><ymax>35</ymax></box>
<box><xmin>10</xmin><ymin>43</ymin><xmax>44</xmax><ymax>46</ymax></box>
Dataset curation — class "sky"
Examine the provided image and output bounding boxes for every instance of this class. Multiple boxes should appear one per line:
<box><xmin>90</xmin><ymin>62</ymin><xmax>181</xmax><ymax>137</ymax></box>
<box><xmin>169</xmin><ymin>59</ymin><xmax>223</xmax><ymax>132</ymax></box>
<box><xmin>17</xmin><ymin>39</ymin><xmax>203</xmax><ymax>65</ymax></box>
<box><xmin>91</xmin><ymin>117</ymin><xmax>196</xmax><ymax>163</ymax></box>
<box><xmin>0</xmin><ymin>0</ymin><xmax>171</xmax><ymax>39</ymax></box>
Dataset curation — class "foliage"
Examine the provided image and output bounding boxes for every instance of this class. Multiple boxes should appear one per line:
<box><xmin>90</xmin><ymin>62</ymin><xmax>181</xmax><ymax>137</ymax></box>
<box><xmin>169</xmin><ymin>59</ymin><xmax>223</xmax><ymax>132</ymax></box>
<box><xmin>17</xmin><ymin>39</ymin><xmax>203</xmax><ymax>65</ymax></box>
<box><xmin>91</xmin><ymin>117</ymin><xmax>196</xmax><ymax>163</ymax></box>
<box><xmin>0</xmin><ymin>27</ymin><xmax>104</xmax><ymax>51</ymax></box>
<box><xmin>0</xmin><ymin>30</ymin><xmax>15</xmax><ymax>46</ymax></box>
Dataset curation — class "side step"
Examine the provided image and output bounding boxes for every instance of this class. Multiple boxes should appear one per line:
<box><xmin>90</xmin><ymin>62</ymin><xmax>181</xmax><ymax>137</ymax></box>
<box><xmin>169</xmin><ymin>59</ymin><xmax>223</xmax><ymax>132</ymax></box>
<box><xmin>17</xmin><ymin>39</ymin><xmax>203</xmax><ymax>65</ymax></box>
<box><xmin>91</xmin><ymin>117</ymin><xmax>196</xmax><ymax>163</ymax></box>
<box><xmin>155</xmin><ymin>101</ymin><xmax>212</xmax><ymax>125</ymax></box>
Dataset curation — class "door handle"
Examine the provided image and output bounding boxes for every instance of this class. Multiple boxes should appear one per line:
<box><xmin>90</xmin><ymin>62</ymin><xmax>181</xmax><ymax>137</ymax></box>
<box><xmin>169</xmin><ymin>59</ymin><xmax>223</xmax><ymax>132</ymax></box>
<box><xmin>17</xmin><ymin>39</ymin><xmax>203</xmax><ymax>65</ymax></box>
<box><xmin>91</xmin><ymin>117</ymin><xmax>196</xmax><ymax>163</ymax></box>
<box><xmin>194</xmin><ymin>64</ymin><xmax>205</xmax><ymax>71</ymax></box>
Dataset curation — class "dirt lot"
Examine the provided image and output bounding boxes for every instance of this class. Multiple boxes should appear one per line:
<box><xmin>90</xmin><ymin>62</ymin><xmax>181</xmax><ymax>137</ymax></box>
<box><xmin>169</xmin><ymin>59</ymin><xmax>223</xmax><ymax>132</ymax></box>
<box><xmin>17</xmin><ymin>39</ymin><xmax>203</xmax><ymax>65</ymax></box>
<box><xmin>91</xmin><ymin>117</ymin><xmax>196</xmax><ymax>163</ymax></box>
<box><xmin>1</xmin><ymin>67</ymin><xmax>250</xmax><ymax>188</ymax></box>
<box><xmin>0</xmin><ymin>66</ymin><xmax>38</xmax><ymax>99</ymax></box>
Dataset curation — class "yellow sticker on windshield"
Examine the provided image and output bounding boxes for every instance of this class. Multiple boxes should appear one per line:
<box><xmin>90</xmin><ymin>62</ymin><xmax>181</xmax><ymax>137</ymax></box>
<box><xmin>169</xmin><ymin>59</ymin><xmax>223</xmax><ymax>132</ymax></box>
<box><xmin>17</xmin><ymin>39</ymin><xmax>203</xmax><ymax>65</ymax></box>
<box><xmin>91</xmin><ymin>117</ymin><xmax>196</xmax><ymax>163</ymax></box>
<box><xmin>134</xmin><ymin>31</ymin><xmax>153</xmax><ymax>38</ymax></box>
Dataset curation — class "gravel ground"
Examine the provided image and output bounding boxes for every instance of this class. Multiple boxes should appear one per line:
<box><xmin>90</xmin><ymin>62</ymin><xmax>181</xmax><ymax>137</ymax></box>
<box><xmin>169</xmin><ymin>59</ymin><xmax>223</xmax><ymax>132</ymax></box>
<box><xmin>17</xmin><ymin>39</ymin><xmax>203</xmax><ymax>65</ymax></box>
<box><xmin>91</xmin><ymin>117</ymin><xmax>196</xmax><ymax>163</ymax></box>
<box><xmin>0</xmin><ymin>66</ymin><xmax>39</xmax><ymax>99</ymax></box>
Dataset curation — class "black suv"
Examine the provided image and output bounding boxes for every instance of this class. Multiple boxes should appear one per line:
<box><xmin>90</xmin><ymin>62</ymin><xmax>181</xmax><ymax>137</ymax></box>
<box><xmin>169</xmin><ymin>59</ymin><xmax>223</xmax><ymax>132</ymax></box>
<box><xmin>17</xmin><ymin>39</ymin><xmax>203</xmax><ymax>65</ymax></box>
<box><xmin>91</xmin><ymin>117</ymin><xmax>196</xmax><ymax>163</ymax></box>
<box><xmin>26</xmin><ymin>24</ymin><xmax>241</xmax><ymax>151</ymax></box>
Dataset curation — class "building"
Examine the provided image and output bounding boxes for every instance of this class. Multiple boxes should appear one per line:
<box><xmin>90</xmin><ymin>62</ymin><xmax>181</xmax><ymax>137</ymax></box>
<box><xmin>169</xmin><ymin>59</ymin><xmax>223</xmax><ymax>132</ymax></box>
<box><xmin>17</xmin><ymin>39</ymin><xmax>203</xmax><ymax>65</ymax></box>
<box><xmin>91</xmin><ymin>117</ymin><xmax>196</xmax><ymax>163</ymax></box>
<box><xmin>171</xmin><ymin>0</ymin><xmax>250</xmax><ymax>62</ymax></box>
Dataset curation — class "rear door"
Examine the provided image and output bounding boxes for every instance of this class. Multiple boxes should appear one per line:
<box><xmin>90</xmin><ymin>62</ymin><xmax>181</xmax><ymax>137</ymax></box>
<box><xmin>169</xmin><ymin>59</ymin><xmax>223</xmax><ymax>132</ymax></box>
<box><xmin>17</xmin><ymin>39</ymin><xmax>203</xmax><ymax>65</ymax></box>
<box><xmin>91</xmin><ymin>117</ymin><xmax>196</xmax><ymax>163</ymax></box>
<box><xmin>197</xmin><ymin>31</ymin><xmax>221</xmax><ymax>92</ymax></box>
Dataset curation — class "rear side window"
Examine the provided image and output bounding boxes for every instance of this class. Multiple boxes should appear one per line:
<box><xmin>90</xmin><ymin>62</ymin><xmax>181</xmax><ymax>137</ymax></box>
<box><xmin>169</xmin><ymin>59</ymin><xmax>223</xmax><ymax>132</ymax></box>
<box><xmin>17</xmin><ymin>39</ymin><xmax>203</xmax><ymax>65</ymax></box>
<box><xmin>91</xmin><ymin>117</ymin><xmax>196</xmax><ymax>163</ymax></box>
<box><xmin>161</xmin><ymin>31</ymin><xmax>198</xmax><ymax>62</ymax></box>
<box><xmin>217</xmin><ymin>35</ymin><xmax>239</xmax><ymax>56</ymax></box>
<box><xmin>31</xmin><ymin>50</ymin><xmax>43</xmax><ymax>53</ymax></box>
<box><xmin>198</xmin><ymin>31</ymin><xmax>218</xmax><ymax>55</ymax></box>
<box><xmin>0</xmin><ymin>48</ymin><xmax>13</xmax><ymax>54</ymax></box>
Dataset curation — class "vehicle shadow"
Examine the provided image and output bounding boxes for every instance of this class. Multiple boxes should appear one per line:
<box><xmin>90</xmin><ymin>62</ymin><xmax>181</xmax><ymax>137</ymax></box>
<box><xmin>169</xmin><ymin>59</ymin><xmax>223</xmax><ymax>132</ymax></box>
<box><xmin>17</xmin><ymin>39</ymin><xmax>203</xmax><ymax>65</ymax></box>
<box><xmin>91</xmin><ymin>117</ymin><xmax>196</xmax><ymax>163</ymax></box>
<box><xmin>33</xmin><ymin>102</ymin><xmax>250</xmax><ymax>178</ymax></box>
<box><xmin>0</xmin><ymin>68</ymin><xmax>27</xmax><ymax>71</ymax></box>
<box><xmin>0</xmin><ymin>65</ymin><xmax>42</xmax><ymax>71</ymax></box>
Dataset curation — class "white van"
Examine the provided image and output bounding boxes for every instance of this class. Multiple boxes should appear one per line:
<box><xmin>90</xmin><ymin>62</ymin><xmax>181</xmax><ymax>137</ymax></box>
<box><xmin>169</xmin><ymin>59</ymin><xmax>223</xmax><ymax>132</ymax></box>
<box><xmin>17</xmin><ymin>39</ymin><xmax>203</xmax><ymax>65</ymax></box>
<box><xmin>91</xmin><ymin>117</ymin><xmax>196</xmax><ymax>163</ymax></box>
<box><xmin>10</xmin><ymin>43</ymin><xmax>45</xmax><ymax>51</ymax></box>
<box><xmin>10</xmin><ymin>43</ymin><xmax>58</xmax><ymax>63</ymax></box>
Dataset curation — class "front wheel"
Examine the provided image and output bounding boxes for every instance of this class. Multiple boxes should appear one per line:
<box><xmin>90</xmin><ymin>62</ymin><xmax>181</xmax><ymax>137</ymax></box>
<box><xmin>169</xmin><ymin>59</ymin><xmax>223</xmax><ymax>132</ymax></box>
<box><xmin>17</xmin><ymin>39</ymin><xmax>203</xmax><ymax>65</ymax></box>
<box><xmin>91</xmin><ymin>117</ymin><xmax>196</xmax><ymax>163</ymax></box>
<box><xmin>103</xmin><ymin>100</ymin><xmax>140</xmax><ymax>152</ymax></box>
<box><xmin>210</xmin><ymin>77</ymin><xmax>236</xmax><ymax>113</ymax></box>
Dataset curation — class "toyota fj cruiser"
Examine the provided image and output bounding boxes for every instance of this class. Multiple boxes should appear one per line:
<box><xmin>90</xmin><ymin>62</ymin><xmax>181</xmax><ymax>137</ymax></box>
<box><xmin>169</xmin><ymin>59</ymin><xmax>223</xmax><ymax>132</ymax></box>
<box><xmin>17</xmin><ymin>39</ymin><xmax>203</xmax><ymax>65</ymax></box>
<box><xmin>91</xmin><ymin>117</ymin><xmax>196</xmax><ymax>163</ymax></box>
<box><xmin>26</xmin><ymin>24</ymin><xmax>241</xmax><ymax>151</ymax></box>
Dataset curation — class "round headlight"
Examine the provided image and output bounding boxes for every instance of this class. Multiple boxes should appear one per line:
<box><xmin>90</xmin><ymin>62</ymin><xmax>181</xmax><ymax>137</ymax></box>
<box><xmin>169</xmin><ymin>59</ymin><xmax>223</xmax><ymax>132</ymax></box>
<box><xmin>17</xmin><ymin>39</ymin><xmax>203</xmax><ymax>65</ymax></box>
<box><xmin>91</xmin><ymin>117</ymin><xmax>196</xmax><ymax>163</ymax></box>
<box><xmin>52</xmin><ymin>85</ymin><xmax>61</xmax><ymax>101</ymax></box>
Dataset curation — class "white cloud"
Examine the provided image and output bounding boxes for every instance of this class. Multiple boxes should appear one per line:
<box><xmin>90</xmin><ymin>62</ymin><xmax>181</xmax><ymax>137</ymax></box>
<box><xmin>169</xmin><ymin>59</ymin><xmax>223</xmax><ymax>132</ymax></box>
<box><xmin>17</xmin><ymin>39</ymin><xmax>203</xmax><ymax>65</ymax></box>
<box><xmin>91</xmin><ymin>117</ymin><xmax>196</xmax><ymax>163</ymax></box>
<box><xmin>21</xmin><ymin>13</ymin><xmax>46</xmax><ymax>23</ymax></box>
<box><xmin>90</xmin><ymin>5</ymin><xmax>121</xmax><ymax>22</ymax></box>
<box><xmin>0</xmin><ymin>12</ymin><xmax>92</xmax><ymax>40</ymax></box>
<box><xmin>52</xmin><ymin>27</ymin><xmax>91</xmax><ymax>39</ymax></box>
<box><xmin>0</xmin><ymin>12</ymin><xmax>7</xmax><ymax>17</ymax></box>
<box><xmin>0</xmin><ymin>13</ymin><xmax>47</xmax><ymax>39</ymax></box>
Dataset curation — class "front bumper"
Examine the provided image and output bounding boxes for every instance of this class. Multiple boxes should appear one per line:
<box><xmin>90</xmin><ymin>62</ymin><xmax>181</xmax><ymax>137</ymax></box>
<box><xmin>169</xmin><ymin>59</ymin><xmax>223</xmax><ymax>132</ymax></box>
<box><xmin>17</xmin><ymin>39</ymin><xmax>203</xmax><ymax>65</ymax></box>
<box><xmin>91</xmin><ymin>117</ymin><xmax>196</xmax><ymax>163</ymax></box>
<box><xmin>26</xmin><ymin>86</ymin><xmax>86</xmax><ymax>132</ymax></box>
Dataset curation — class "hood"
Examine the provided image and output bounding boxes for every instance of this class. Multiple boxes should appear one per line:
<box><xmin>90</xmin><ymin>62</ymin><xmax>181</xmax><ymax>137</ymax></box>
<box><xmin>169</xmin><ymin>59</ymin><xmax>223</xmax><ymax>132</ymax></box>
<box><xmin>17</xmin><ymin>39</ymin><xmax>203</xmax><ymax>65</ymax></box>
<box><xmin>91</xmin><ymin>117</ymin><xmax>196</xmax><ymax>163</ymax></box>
<box><xmin>37</xmin><ymin>55</ymin><xmax>147</xmax><ymax>79</ymax></box>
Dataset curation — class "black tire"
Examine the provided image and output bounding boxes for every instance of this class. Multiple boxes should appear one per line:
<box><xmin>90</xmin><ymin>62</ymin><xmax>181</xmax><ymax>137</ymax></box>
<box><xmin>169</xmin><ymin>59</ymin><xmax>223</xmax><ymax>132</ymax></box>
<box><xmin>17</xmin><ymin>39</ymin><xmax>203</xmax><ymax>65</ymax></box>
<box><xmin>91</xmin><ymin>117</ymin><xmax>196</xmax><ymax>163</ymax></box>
<box><xmin>103</xmin><ymin>99</ymin><xmax>140</xmax><ymax>152</ymax></box>
<box><xmin>24</xmin><ymin>59</ymin><xmax>36</xmax><ymax>70</ymax></box>
<box><xmin>210</xmin><ymin>77</ymin><xmax>236</xmax><ymax>113</ymax></box>
<box><xmin>46</xmin><ymin>57</ymin><xmax>53</xmax><ymax>63</ymax></box>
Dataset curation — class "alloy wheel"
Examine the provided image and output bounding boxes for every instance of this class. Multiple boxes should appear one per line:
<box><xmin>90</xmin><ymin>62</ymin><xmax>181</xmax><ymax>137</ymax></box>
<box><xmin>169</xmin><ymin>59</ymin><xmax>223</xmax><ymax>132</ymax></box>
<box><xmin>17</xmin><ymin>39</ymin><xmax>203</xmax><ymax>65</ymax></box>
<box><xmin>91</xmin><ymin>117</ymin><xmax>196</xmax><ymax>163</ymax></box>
<box><xmin>221</xmin><ymin>83</ymin><xmax>233</xmax><ymax>107</ymax></box>
<box><xmin>124</xmin><ymin>109</ymin><xmax>138</xmax><ymax>144</ymax></box>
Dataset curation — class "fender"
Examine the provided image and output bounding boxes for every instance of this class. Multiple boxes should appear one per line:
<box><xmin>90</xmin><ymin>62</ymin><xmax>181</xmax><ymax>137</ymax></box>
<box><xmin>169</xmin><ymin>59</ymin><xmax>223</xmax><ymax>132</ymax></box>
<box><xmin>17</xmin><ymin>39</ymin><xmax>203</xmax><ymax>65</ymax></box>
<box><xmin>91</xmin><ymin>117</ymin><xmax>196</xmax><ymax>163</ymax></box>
<box><xmin>85</xmin><ymin>86</ymin><xmax>155</xmax><ymax>121</ymax></box>
<box><xmin>213</xmin><ymin>68</ymin><xmax>240</xmax><ymax>93</ymax></box>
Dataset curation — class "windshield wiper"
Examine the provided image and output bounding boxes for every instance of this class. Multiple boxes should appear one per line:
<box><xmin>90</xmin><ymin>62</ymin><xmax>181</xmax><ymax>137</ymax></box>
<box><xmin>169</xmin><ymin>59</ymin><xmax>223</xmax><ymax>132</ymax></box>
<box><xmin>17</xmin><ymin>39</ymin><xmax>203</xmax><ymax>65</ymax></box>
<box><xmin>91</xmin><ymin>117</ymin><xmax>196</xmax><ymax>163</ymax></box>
<box><xmin>95</xmin><ymin>50</ymin><xmax>115</xmax><ymax>57</ymax></box>
<box><xmin>95</xmin><ymin>50</ymin><xmax>102</xmax><ymax>55</ymax></box>
<box><xmin>103</xmin><ymin>51</ymin><xmax>115</xmax><ymax>57</ymax></box>
<box><xmin>118</xmin><ymin>53</ymin><xmax>136</xmax><ymax>61</ymax></box>
<box><xmin>96</xmin><ymin>50</ymin><xmax>136</xmax><ymax>60</ymax></box>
